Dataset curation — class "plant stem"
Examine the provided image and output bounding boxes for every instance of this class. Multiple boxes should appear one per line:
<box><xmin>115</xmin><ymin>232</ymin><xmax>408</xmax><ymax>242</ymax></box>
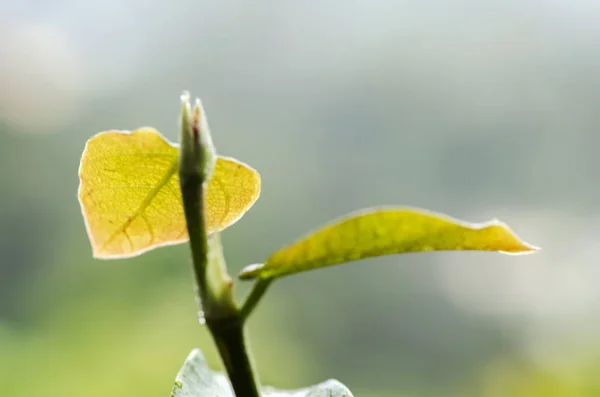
<box><xmin>180</xmin><ymin>172</ymin><xmax>209</xmax><ymax>301</ymax></box>
<box><xmin>179</xmin><ymin>94</ymin><xmax>261</xmax><ymax>397</ymax></box>
<box><xmin>208</xmin><ymin>318</ymin><xmax>261</xmax><ymax>397</ymax></box>
<box><xmin>240</xmin><ymin>278</ymin><xmax>273</xmax><ymax>321</ymax></box>
<box><xmin>180</xmin><ymin>172</ymin><xmax>261</xmax><ymax>397</ymax></box>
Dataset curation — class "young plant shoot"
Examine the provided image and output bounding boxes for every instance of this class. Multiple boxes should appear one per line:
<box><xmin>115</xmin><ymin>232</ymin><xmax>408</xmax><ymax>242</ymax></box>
<box><xmin>77</xmin><ymin>92</ymin><xmax>539</xmax><ymax>397</ymax></box>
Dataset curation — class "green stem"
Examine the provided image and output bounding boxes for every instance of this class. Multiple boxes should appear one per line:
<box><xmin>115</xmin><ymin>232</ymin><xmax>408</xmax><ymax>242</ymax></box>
<box><xmin>208</xmin><ymin>318</ymin><xmax>261</xmax><ymax>397</ymax></box>
<box><xmin>179</xmin><ymin>94</ymin><xmax>261</xmax><ymax>397</ymax></box>
<box><xmin>180</xmin><ymin>173</ymin><xmax>209</xmax><ymax>301</ymax></box>
<box><xmin>180</xmin><ymin>173</ymin><xmax>261</xmax><ymax>397</ymax></box>
<box><xmin>240</xmin><ymin>278</ymin><xmax>273</xmax><ymax>321</ymax></box>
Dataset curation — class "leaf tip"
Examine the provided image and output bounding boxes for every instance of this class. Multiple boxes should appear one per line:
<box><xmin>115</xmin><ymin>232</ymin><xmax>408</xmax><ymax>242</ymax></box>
<box><xmin>474</xmin><ymin>218</ymin><xmax>540</xmax><ymax>255</ymax></box>
<box><xmin>239</xmin><ymin>263</ymin><xmax>265</xmax><ymax>280</ymax></box>
<box><xmin>500</xmin><ymin>241</ymin><xmax>541</xmax><ymax>256</ymax></box>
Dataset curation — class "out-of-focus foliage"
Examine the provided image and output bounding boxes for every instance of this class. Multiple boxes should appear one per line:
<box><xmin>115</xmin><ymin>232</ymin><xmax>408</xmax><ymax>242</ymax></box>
<box><xmin>170</xmin><ymin>349</ymin><xmax>353</xmax><ymax>397</ymax></box>
<box><xmin>477</xmin><ymin>352</ymin><xmax>600</xmax><ymax>397</ymax></box>
<box><xmin>0</xmin><ymin>272</ymin><xmax>313</xmax><ymax>397</ymax></box>
<box><xmin>2</xmin><ymin>1</ymin><xmax>600</xmax><ymax>396</ymax></box>
<box><xmin>240</xmin><ymin>207</ymin><xmax>537</xmax><ymax>280</ymax></box>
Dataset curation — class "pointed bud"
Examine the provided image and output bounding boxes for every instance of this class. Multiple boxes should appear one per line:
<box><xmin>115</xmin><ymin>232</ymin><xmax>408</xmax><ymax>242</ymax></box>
<box><xmin>178</xmin><ymin>92</ymin><xmax>216</xmax><ymax>181</ymax></box>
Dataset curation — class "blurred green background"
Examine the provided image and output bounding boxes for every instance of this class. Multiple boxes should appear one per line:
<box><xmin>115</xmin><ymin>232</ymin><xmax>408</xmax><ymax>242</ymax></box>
<box><xmin>2</xmin><ymin>1</ymin><xmax>600</xmax><ymax>396</ymax></box>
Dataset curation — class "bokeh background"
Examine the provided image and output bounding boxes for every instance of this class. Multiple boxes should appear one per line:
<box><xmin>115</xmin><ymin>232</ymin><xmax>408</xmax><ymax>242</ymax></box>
<box><xmin>2</xmin><ymin>1</ymin><xmax>600</xmax><ymax>396</ymax></box>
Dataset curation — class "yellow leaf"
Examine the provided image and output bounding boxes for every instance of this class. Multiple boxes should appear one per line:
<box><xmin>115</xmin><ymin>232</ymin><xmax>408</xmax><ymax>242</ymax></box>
<box><xmin>78</xmin><ymin>127</ymin><xmax>260</xmax><ymax>259</ymax></box>
<box><xmin>239</xmin><ymin>207</ymin><xmax>538</xmax><ymax>280</ymax></box>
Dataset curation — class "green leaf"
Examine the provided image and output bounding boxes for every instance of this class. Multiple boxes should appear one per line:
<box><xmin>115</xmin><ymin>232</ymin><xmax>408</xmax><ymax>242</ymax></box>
<box><xmin>170</xmin><ymin>349</ymin><xmax>353</xmax><ymax>397</ymax></box>
<box><xmin>77</xmin><ymin>127</ymin><xmax>261</xmax><ymax>259</ymax></box>
<box><xmin>239</xmin><ymin>207</ymin><xmax>539</xmax><ymax>280</ymax></box>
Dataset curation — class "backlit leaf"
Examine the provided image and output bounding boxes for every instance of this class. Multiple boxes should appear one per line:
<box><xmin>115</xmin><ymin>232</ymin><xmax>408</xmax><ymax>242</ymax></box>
<box><xmin>239</xmin><ymin>207</ymin><xmax>538</xmax><ymax>280</ymax></box>
<box><xmin>78</xmin><ymin>127</ymin><xmax>260</xmax><ymax>259</ymax></box>
<box><xmin>170</xmin><ymin>349</ymin><xmax>354</xmax><ymax>397</ymax></box>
